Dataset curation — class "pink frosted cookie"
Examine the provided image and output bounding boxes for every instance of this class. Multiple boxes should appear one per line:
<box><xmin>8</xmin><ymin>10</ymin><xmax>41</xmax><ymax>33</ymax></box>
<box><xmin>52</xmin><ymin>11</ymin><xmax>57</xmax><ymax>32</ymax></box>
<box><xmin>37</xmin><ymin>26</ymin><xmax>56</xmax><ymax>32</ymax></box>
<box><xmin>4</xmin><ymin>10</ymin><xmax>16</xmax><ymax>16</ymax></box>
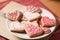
<box><xmin>6</xmin><ymin>10</ymin><xmax>23</xmax><ymax>21</ymax></box>
<box><xmin>40</xmin><ymin>16</ymin><xmax>56</xmax><ymax>27</ymax></box>
<box><xmin>40</xmin><ymin>27</ymin><xmax>51</xmax><ymax>34</ymax></box>
<box><xmin>26</xmin><ymin>5</ymin><xmax>41</xmax><ymax>13</ymax></box>
<box><xmin>24</xmin><ymin>23</ymin><xmax>43</xmax><ymax>38</ymax></box>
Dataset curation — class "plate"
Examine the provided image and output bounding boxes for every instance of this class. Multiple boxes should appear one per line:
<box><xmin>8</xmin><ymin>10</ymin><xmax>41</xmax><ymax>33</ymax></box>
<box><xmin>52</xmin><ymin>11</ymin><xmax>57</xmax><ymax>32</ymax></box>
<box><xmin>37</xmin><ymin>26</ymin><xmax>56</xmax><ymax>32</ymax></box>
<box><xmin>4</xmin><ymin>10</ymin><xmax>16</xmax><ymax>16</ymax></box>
<box><xmin>5</xmin><ymin>8</ymin><xmax>56</xmax><ymax>39</ymax></box>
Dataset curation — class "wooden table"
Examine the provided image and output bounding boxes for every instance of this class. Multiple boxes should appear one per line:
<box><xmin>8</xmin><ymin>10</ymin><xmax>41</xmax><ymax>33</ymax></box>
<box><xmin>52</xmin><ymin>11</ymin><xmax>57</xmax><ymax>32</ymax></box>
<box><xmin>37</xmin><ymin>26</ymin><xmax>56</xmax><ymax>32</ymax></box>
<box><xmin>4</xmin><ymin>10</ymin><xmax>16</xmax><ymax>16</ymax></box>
<box><xmin>40</xmin><ymin>0</ymin><xmax>60</xmax><ymax>17</ymax></box>
<box><xmin>0</xmin><ymin>0</ymin><xmax>60</xmax><ymax>40</ymax></box>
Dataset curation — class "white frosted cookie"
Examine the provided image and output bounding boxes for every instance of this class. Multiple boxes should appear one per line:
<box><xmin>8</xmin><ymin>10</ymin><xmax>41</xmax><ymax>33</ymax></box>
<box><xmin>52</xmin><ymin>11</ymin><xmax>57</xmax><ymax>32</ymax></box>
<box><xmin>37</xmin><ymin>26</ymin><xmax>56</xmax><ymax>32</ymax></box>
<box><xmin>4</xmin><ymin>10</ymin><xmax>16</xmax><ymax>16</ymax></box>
<box><xmin>10</xmin><ymin>21</ymin><xmax>25</xmax><ymax>32</ymax></box>
<box><xmin>23</xmin><ymin>12</ymin><xmax>40</xmax><ymax>21</ymax></box>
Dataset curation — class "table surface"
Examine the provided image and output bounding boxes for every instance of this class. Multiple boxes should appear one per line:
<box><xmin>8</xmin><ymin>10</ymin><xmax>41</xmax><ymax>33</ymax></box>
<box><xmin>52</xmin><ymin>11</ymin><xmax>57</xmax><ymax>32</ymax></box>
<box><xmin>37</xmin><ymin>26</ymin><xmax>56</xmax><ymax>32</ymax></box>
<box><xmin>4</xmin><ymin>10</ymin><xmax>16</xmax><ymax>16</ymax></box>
<box><xmin>0</xmin><ymin>0</ymin><xmax>60</xmax><ymax>40</ymax></box>
<box><xmin>41</xmin><ymin>0</ymin><xmax>60</xmax><ymax>17</ymax></box>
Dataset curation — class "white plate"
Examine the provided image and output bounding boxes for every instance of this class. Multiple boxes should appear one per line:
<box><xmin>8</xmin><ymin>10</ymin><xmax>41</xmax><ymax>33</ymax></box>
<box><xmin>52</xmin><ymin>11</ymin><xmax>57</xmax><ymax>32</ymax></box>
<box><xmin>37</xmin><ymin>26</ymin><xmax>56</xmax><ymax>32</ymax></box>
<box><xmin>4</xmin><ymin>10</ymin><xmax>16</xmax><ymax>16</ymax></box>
<box><xmin>5</xmin><ymin>8</ymin><xmax>56</xmax><ymax>39</ymax></box>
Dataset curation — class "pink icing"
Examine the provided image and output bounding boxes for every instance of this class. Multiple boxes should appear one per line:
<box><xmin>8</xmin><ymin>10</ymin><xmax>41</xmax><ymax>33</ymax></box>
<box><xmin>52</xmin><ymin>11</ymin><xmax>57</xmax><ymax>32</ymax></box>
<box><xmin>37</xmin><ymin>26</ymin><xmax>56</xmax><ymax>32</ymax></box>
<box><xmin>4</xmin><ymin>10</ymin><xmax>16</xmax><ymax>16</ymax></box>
<box><xmin>9</xmin><ymin>10</ymin><xmax>18</xmax><ymax>19</ymax></box>
<box><xmin>41</xmin><ymin>17</ymin><xmax>56</xmax><ymax>26</ymax></box>
<box><xmin>25</xmin><ymin>24</ymin><xmax>43</xmax><ymax>35</ymax></box>
<box><xmin>27</xmin><ymin>5</ymin><xmax>40</xmax><ymax>13</ymax></box>
<box><xmin>41</xmin><ymin>27</ymin><xmax>51</xmax><ymax>34</ymax></box>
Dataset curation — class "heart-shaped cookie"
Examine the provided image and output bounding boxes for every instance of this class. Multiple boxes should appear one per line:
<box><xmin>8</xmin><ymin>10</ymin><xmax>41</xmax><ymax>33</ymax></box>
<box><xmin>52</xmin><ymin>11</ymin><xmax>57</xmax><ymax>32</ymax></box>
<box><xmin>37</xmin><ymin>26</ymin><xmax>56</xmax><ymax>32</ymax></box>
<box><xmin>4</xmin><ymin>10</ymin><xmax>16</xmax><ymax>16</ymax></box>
<box><xmin>23</xmin><ymin>12</ymin><xmax>40</xmax><ymax>21</ymax></box>
<box><xmin>26</xmin><ymin>5</ymin><xmax>41</xmax><ymax>13</ymax></box>
<box><xmin>25</xmin><ymin>23</ymin><xmax>43</xmax><ymax>38</ymax></box>
<box><xmin>40</xmin><ymin>16</ymin><xmax>56</xmax><ymax>27</ymax></box>
<box><xmin>6</xmin><ymin>10</ymin><xmax>23</xmax><ymax>21</ymax></box>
